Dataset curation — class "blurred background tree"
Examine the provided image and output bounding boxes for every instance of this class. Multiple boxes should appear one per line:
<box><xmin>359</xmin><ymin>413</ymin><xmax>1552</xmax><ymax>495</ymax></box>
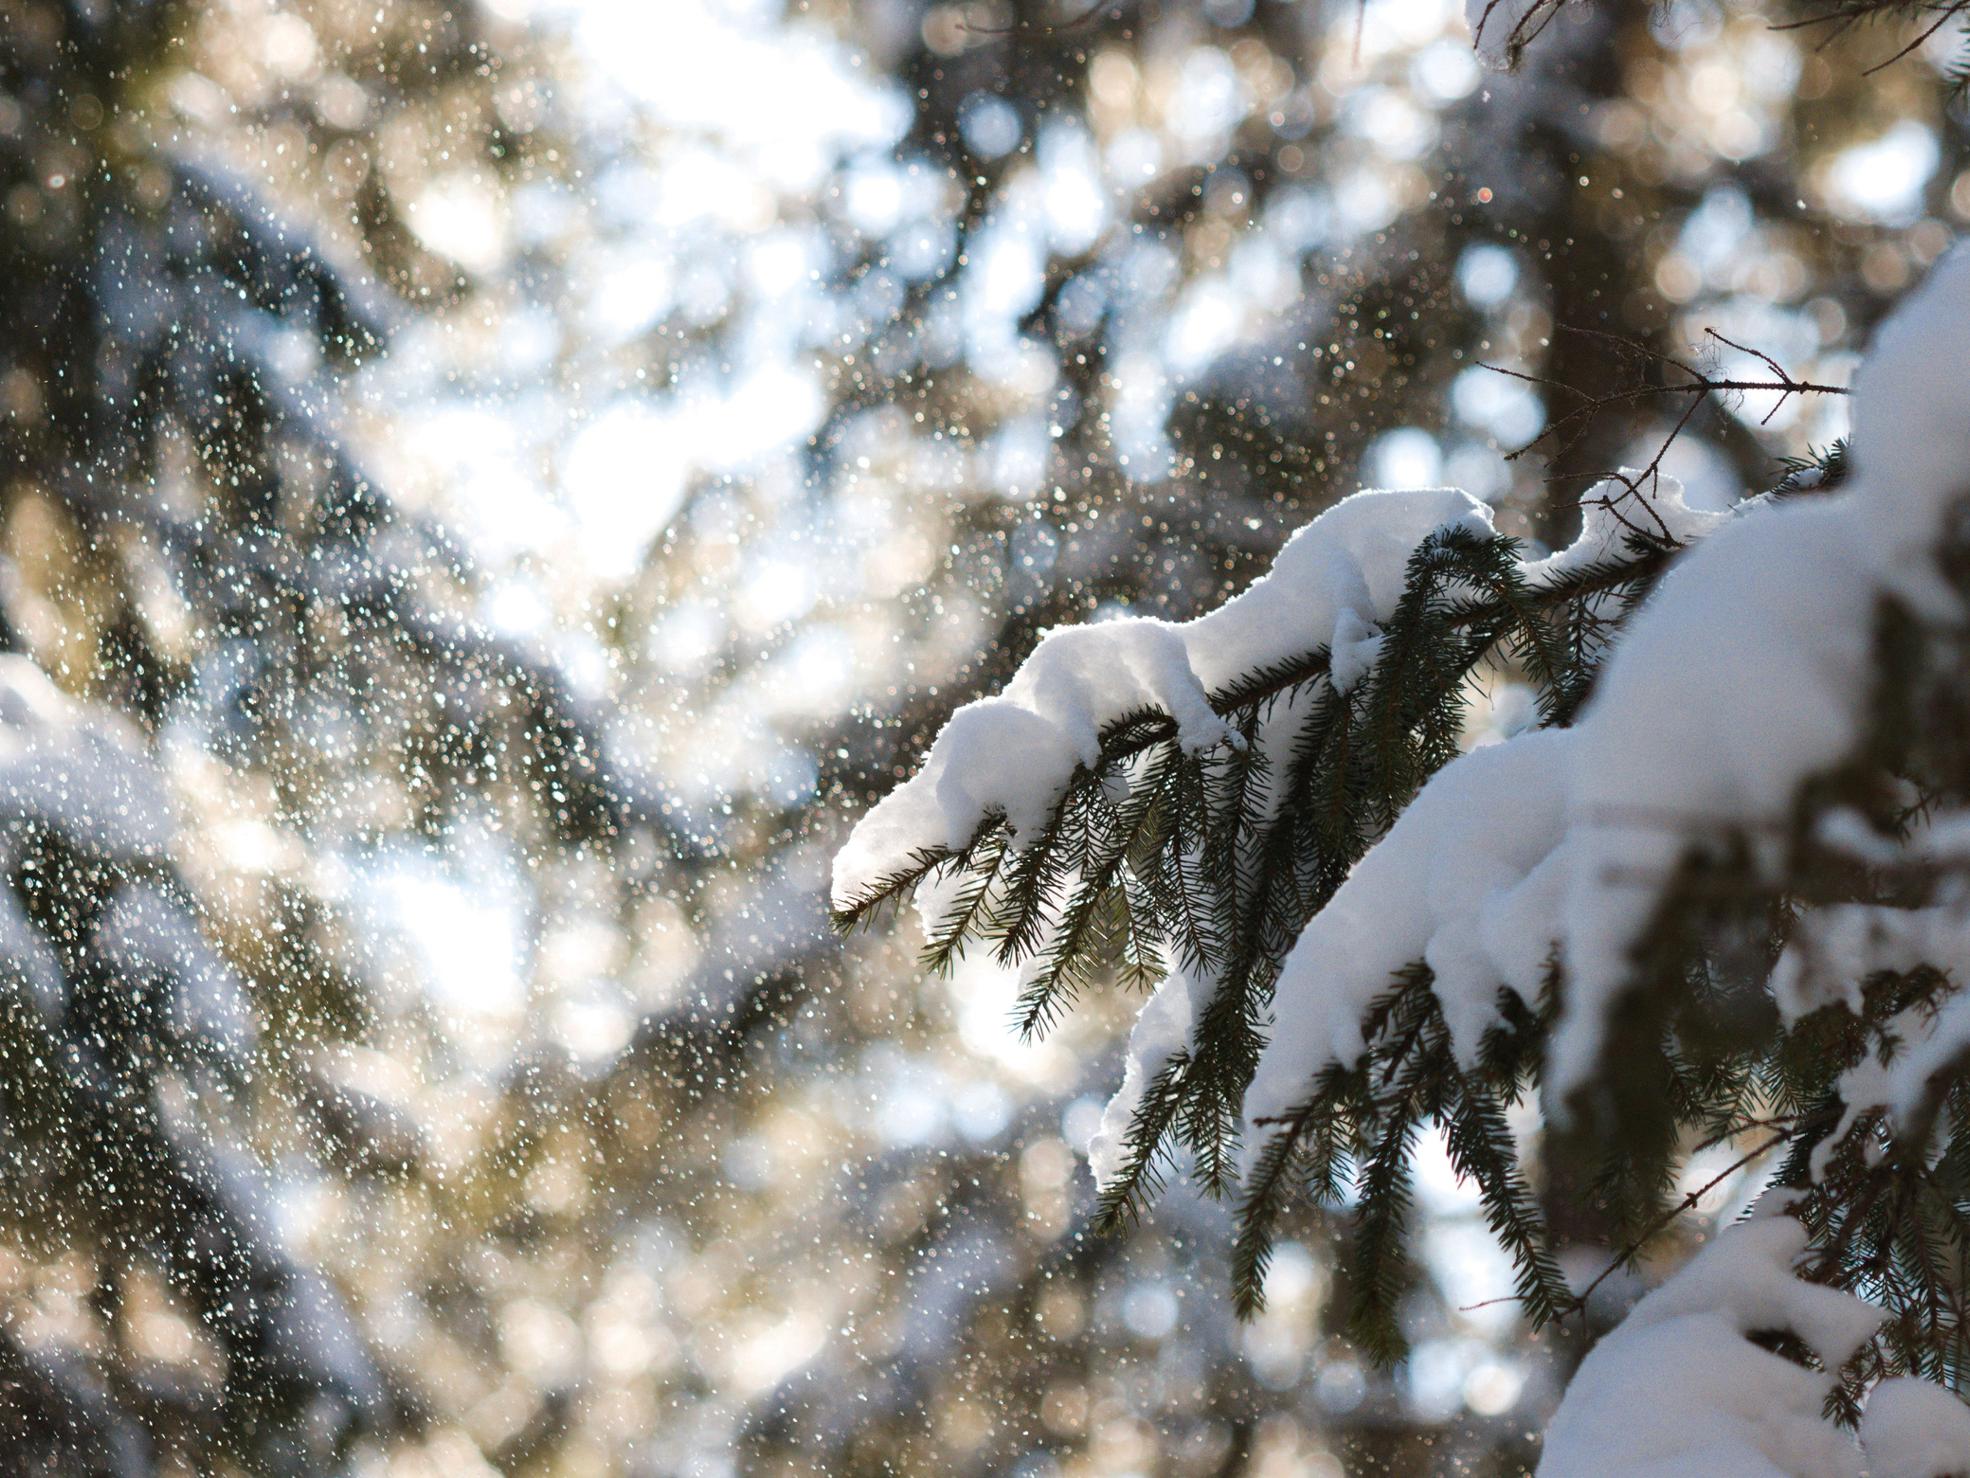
<box><xmin>0</xmin><ymin>0</ymin><xmax>1962</xmax><ymax>1473</ymax></box>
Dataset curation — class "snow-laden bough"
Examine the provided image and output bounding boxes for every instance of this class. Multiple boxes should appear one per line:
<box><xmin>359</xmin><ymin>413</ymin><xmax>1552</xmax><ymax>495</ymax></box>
<box><xmin>837</xmin><ymin>242</ymin><xmax>1970</xmax><ymax>1463</ymax></box>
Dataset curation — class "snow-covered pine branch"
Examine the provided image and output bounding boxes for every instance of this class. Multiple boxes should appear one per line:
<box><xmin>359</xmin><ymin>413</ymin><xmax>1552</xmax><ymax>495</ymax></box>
<box><xmin>1539</xmin><ymin>1206</ymin><xmax>1892</xmax><ymax>1475</ymax></box>
<box><xmin>835</xmin><ymin>236</ymin><xmax>1970</xmax><ymax>1460</ymax></box>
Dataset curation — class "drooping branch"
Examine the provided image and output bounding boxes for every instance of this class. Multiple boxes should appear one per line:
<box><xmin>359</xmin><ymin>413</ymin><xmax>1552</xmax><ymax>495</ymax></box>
<box><xmin>830</xmin><ymin>524</ymin><xmax>1689</xmax><ymax>934</ymax></box>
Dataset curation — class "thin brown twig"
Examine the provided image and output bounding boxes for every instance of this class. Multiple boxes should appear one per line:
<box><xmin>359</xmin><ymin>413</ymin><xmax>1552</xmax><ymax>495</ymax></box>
<box><xmin>1458</xmin><ymin>1293</ymin><xmax>1534</xmax><ymax>1312</ymax></box>
<box><xmin>1705</xmin><ymin>329</ymin><xmax>1821</xmax><ymax>426</ymax></box>
<box><xmin>1772</xmin><ymin>3</ymin><xmax>1887</xmax><ymax>33</ymax></box>
<box><xmin>1484</xmin><ymin>326</ymin><xmax>1847</xmax><ymax>479</ymax></box>
<box><xmin>1554</xmin><ymin>322</ymin><xmax>1709</xmax><ymax>382</ymax></box>
<box><xmin>1690</xmin><ymin>1112</ymin><xmax>1806</xmax><ymax>1158</ymax></box>
<box><xmin>1769</xmin><ymin>0</ymin><xmax>1970</xmax><ymax>78</ymax></box>
<box><xmin>1460</xmin><ymin>1111</ymin><xmax>1845</xmax><ymax>1318</ymax></box>
<box><xmin>1862</xmin><ymin>3</ymin><xmax>1967</xmax><ymax>74</ymax></box>
<box><xmin>1573</xmin><ymin>1127</ymin><xmax>1796</xmax><ymax>1312</ymax></box>
<box><xmin>1471</xmin><ymin>0</ymin><xmax>1568</xmax><ymax>64</ymax></box>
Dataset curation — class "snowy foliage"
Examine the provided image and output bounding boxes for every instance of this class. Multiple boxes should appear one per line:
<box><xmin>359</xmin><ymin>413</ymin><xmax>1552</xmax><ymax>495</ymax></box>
<box><xmin>0</xmin><ymin>658</ymin><xmax>388</xmax><ymax>1460</ymax></box>
<box><xmin>1539</xmin><ymin>1209</ymin><xmax>1882</xmax><ymax>1476</ymax></box>
<box><xmin>832</xmin><ymin>487</ymin><xmax>1496</xmax><ymax>899</ymax></box>
<box><xmin>18</xmin><ymin>0</ymin><xmax>1970</xmax><ymax>1469</ymax></box>
<box><xmin>837</xmin><ymin>244</ymin><xmax>1970</xmax><ymax>1460</ymax></box>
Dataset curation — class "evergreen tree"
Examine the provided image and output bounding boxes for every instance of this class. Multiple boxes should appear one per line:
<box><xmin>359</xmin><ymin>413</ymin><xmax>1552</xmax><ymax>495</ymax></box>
<box><xmin>834</xmin><ymin>15</ymin><xmax>1970</xmax><ymax>1471</ymax></box>
<box><xmin>0</xmin><ymin>3</ymin><xmax>644</xmax><ymax>1468</ymax></box>
<box><xmin>739</xmin><ymin>0</ymin><xmax>1967</xmax><ymax>1468</ymax></box>
<box><xmin>7</xmin><ymin>0</ymin><xmax>1968</xmax><ymax>1471</ymax></box>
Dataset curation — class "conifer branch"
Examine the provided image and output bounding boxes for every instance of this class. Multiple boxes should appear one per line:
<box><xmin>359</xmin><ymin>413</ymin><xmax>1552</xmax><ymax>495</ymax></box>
<box><xmin>828</xmin><ymin>528</ymin><xmax>1688</xmax><ymax>935</ymax></box>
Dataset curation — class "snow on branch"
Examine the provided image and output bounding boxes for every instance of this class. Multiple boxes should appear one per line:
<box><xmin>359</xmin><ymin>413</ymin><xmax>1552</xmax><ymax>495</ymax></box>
<box><xmin>1255</xmin><ymin>243</ymin><xmax>1970</xmax><ymax>1461</ymax></box>
<box><xmin>836</xmin><ymin>463</ymin><xmax>1727</xmax><ymax>1270</ymax></box>
<box><xmin>833</xmin><ymin>157</ymin><xmax>1970</xmax><ymax>1475</ymax></box>
<box><xmin>0</xmin><ymin>653</ymin><xmax>390</xmax><ymax>1420</ymax></box>
<box><xmin>0</xmin><ymin>657</ymin><xmax>175</xmax><ymax>863</ymax></box>
<box><xmin>830</xmin><ymin>487</ymin><xmax>1494</xmax><ymax>917</ymax></box>
<box><xmin>832</xmin><ymin>471</ymin><xmax>1720</xmax><ymax>929</ymax></box>
<box><xmin>1543</xmin><ymin>1206</ymin><xmax>1970</xmax><ymax>1474</ymax></box>
<box><xmin>1256</xmin><ymin>244</ymin><xmax>1970</xmax><ymax>1141</ymax></box>
<box><xmin>1538</xmin><ymin>1209</ymin><xmax>1883</xmax><ymax>1476</ymax></box>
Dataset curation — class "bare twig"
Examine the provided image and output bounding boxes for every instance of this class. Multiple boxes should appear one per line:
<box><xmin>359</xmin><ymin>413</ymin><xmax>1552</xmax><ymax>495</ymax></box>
<box><xmin>1573</xmin><ymin>1127</ymin><xmax>1796</xmax><ymax>1312</ymax></box>
<box><xmin>1483</xmin><ymin>326</ymin><xmax>1847</xmax><ymax>487</ymax></box>
<box><xmin>1471</xmin><ymin>0</ymin><xmax>1569</xmax><ymax>65</ymax></box>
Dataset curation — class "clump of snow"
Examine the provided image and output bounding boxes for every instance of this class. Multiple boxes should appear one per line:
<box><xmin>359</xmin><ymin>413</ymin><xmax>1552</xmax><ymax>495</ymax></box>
<box><xmin>1538</xmin><ymin>1211</ymin><xmax>1880</xmax><ymax>1478</ymax></box>
<box><xmin>832</xmin><ymin>488</ymin><xmax>1492</xmax><ymax>909</ymax></box>
<box><xmin>1325</xmin><ymin>607</ymin><xmax>1385</xmax><ymax>695</ymax></box>
<box><xmin>1547</xmin><ymin>244</ymin><xmax>1970</xmax><ymax>1104</ymax></box>
<box><xmin>0</xmin><ymin>655</ymin><xmax>269</xmax><ymax>1063</ymax></box>
<box><xmin>1242</xmin><ymin>730</ymin><xmax>1569</xmax><ymax>1147</ymax></box>
<box><xmin>1819</xmin><ymin>982</ymin><xmax>1970</xmax><ymax>1178</ymax></box>
<box><xmin>1545</xmin><ymin>489</ymin><xmax>1884</xmax><ymax>1101</ymax></box>
<box><xmin>1237</xmin><ymin>470</ymin><xmax>1732</xmax><ymax>1150</ymax></box>
<box><xmin>0</xmin><ymin>655</ymin><xmax>175</xmax><ymax>861</ymax></box>
<box><xmin>1517</xmin><ymin>472</ymin><xmax>1729</xmax><ymax>586</ymax></box>
<box><xmin>1088</xmin><ymin>965</ymin><xmax>1199</xmax><ymax>1188</ymax></box>
<box><xmin>1771</xmin><ymin>903</ymin><xmax>1970</xmax><ymax>1026</ymax></box>
<box><xmin>1861</xmin><ymin>1378</ymin><xmax>1970</xmax><ymax>1478</ymax></box>
<box><xmin>0</xmin><ymin>656</ymin><xmax>185</xmax><ymax>1023</ymax></box>
<box><xmin>1849</xmin><ymin>241</ymin><xmax>1970</xmax><ymax>529</ymax></box>
<box><xmin>1180</xmin><ymin>489</ymin><xmax>1492</xmax><ymax>692</ymax></box>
